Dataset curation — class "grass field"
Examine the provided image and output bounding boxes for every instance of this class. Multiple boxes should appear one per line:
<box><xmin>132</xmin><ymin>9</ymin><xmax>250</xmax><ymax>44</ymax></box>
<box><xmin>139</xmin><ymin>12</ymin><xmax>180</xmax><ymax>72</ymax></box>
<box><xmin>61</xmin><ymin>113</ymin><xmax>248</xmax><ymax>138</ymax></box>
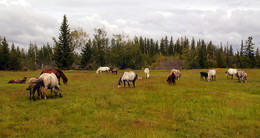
<box><xmin>0</xmin><ymin>69</ymin><xmax>259</xmax><ymax>137</ymax></box>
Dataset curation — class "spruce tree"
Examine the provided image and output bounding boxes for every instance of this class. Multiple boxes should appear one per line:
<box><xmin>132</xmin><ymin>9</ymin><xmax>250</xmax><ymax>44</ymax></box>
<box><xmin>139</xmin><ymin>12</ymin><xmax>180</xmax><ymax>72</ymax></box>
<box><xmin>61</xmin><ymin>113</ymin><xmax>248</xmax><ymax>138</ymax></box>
<box><xmin>0</xmin><ymin>37</ymin><xmax>10</xmax><ymax>70</ymax></box>
<box><xmin>54</xmin><ymin>15</ymin><xmax>74</xmax><ymax>69</ymax></box>
<box><xmin>9</xmin><ymin>43</ymin><xmax>20</xmax><ymax>70</ymax></box>
<box><xmin>80</xmin><ymin>43</ymin><xmax>92</xmax><ymax>69</ymax></box>
<box><xmin>168</xmin><ymin>36</ymin><xmax>174</xmax><ymax>56</ymax></box>
<box><xmin>244</xmin><ymin>36</ymin><xmax>255</xmax><ymax>68</ymax></box>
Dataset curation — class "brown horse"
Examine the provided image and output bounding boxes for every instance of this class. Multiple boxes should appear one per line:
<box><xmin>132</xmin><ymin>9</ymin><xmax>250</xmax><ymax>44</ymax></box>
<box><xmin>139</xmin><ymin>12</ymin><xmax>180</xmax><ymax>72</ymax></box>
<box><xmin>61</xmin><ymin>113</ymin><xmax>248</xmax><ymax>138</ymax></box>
<box><xmin>40</xmin><ymin>69</ymin><xmax>68</xmax><ymax>85</ymax></box>
<box><xmin>8</xmin><ymin>77</ymin><xmax>27</xmax><ymax>83</ymax></box>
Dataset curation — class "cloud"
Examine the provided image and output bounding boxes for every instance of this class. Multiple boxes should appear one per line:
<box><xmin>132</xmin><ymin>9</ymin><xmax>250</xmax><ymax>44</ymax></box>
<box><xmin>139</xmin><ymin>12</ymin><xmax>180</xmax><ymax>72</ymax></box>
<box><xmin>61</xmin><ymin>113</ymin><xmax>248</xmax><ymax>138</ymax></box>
<box><xmin>0</xmin><ymin>0</ymin><xmax>260</xmax><ymax>51</ymax></box>
<box><xmin>0</xmin><ymin>0</ymin><xmax>58</xmax><ymax>46</ymax></box>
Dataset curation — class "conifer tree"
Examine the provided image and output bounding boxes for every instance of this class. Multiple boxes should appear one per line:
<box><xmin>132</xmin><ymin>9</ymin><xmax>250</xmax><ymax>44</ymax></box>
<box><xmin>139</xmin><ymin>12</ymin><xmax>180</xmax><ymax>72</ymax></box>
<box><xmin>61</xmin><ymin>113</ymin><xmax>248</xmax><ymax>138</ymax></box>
<box><xmin>244</xmin><ymin>36</ymin><xmax>255</xmax><ymax>68</ymax></box>
<box><xmin>54</xmin><ymin>15</ymin><xmax>74</xmax><ymax>69</ymax></box>
<box><xmin>9</xmin><ymin>43</ymin><xmax>20</xmax><ymax>70</ymax></box>
<box><xmin>80</xmin><ymin>42</ymin><xmax>92</xmax><ymax>69</ymax></box>
<box><xmin>0</xmin><ymin>37</ymin><xmax>10</xmax><ymax>70</ymax></box>
<box><xmin>168</xmin><ymin>36</ymin><xmax>174</xmax><ymax>56</ymax></box>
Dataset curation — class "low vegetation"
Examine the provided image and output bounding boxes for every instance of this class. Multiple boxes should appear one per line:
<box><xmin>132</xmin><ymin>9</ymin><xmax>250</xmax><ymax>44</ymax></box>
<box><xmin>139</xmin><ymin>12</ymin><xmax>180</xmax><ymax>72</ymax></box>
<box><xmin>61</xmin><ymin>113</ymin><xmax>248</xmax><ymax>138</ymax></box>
<box><xmin>0</xmin><ymin>69</ymin><xmax>259</xmax><ymax>137</ymax></box>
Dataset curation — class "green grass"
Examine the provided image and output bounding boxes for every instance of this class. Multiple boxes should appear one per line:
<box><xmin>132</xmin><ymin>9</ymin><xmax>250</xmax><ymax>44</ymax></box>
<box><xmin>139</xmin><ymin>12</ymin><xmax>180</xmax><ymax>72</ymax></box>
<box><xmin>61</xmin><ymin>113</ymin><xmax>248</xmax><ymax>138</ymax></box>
<box><xmin>0</xmin><ymin>69</ymin><xmax>259</xmax><ymax>137</ymax></box>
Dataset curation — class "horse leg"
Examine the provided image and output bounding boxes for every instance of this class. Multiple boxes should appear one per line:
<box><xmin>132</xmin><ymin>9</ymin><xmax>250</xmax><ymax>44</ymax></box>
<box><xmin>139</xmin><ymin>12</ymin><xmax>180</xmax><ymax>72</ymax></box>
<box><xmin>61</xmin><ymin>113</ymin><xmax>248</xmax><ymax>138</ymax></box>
<box><xmin>38</xmin><ymin>88</ymin><xmax>41</xmax><ymax>100</ymax></box>
<box><xmin>58</xmin><ymin>77</ymin><xmax>61</xmax><ymax>85</ymax></box>
<box><xmin>133</xmin><ymin>81</ymin><xmax>135</xmax><ymax>88</ymax></box>
<box><xmin>127</xmin><ymin>81</ymin><xmax>130</xmax><ymax>87</ymax></box>
<box><xmin>123</xmin><ymin>80</ymin><xmax>126</xmax><ymax>88</ymax></box>
<box><xmin>30</xmin><ymin>89</ymin><xmax>32</xmax><ymax>100</ymax></box>
<box><xmin>44</xmin><ymin>87</ymin><xmax>47</xmax><ymax>100</ymax></box>
<box><xmin>51</xmin><ymin>89</ymin><xmax>53</xmax><ymax>98</ymax></box>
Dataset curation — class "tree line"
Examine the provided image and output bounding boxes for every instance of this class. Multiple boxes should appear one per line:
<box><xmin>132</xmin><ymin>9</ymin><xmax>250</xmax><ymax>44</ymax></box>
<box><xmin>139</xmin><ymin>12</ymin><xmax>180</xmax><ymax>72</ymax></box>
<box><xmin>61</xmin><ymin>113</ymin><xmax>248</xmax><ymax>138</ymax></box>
<box><xmin>0</xmin><ymin>15</ymin><xmax>259</xmax><ymax>70</ymax></box>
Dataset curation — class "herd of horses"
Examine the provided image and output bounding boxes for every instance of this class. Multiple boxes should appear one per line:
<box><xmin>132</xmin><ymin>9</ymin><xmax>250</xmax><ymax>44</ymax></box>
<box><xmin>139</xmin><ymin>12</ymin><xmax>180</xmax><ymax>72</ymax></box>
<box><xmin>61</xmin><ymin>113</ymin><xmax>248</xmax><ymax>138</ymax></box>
<box><xmin>7</xmin><ymin>67</ymin><xmax>248</xmax><ymax>101</ymax></box>
<box><xmin>200</xmin><ymin>68</ymin><xmax>248</xmax><ymax>83</ymax></box>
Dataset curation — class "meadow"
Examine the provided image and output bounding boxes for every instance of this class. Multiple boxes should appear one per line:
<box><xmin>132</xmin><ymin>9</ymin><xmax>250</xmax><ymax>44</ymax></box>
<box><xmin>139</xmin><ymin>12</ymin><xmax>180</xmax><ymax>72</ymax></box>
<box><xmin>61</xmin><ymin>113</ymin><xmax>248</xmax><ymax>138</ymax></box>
<box><xmin>0</xmin><ymin>69</ymin><xmax>259</xmax><ymax>137</ymax></box>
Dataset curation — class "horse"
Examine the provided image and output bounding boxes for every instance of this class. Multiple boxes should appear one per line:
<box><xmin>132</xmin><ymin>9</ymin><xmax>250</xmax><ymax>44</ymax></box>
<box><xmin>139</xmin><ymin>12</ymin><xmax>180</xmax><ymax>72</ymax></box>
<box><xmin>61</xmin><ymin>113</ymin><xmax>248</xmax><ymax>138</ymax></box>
<box><xmin>144</xmin><ymin>68</ymin><xmax>150</xmax><ymax>79</ymax></box>
<box><xmin>225</xmin><ymin>68</ymin><xmax>238</xmax><ymax>79</ymax></box>
<box><xmin>110</xmin><ymin>67</ymin><xmax>118</xmax><ymax>75</ymax></box>
<box><xmin>35</xmin><ymin>73</ymin><xmax>61</xmax><ymax>100</ymax></box>
<box><xmin>26</xmin><ymin>78</ymin><xmax>42</xmax><ymax>101</ymax></box>
<box><xmin>200</xmin><ymin>72</ymin><xmax>208</xmax><ymax>81</ymax></box>
<box><xmin>118</xmin><ymin>71</ymin><xmax>138</xmax><ymax>88</ymax></box>
<box><xmin>236</xmin><ymin>71</ymin><xmax>247</xmax><ymax>83</ymax></box>
<box><xmin>166</xmin><ymin>73</ymin><xmax>176</xmax><ymax>85</ymax></box>
<box><xmin>96</xmin><ymin>66</ymin><xmax>110</xmax><ymax>74</ymax></box>
<box><xmin>8</xmin><ymin>77</ymin><xmax>27</xmax><ymax>84</ymax></box>
<box><xmin>41</xmin><ymin>69</ymin><xmax>68</xmax><ymax>85</ymax></box>
<box><xmin>208</xmin><ymin>69</ymin><xmax>217</xmax><ymax>81</ymax></box>
<box><xmin>169</xmin><ymin>69</ymin><xmax>181</xmax><ymax>80</ymax></box>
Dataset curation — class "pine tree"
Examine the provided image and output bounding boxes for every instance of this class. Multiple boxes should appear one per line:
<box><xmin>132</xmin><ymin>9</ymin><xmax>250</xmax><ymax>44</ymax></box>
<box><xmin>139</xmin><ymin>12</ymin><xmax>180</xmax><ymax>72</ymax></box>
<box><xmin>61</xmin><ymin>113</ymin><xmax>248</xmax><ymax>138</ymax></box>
<box><xmin>160</xmin><ymin>38</ymin><xmax>165</xmax><ymax>55</ymax></box>
<box><xmin>0</xmin><ymin>37</ymin><xmax>10</xmax><ymax>70</ymax></box>
<box><xmin>54</xmin><ymin>15</ymin><xmax>74</xmax><ymax>69</ymax></box>
<box><xmin>244</xmin><ymin>36</ymin><xmax>255</xmax><ymax>68</ymax></box>
<box><xmin>9</xmin><ymin>43</ymin><xmax>20</xmax><ymax>70</ymax></box>
<box><xmin>168</xmin><ymin>36</ymin><xmax>174</xmax><ymax>56</ymax></box>
<box><xmin>80</xmin><ymin>43</ymin><xmax>92</xmax><ymax>69</ymax></box>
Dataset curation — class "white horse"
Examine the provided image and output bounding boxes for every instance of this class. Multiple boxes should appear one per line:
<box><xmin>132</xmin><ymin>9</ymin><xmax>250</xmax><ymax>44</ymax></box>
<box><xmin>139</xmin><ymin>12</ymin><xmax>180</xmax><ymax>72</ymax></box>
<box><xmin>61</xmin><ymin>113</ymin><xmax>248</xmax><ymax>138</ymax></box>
<box><xmin>236</xmin><ymin>71</ymin><xmax>247</xmax><ymax>83</ymax></box>
<box><xmin>208</xmin><ymin>69</ymin><xmax>217</xmax><ymax>81</ymax></box>
<box><xmin>96</xmin><ymin>66</ymin><xmax>110</xmax><ymax>74</ymax></box>
<box><xmin>225</xmin><ymin>68</ymin><xmax>238</xmax><ymax>79</ymax></box>
<box><xmin>144</xmin><ymin>68</ymin><xmax>150</xmax><ymax>79</ymax></box>
<box><xmin>170</xmin><ymin>69</ymin><xmax>181</xmax><ymax>80</ymax></box>
<box><xmin>118</xmin><ymin>71</ymin><xmax>138</xmax><ymax>88</ymax></box>
<box><xmin>36</xmin><ymin>73</ymin><xmax>61</xmax><ymax>100</ymax></box>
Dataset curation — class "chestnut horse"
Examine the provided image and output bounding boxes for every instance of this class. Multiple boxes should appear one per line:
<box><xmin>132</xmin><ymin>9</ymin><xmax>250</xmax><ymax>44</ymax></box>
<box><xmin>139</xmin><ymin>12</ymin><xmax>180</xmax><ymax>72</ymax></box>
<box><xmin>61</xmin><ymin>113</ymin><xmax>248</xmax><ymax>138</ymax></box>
<box><xmin>40</xmin><ymin>69</ymin><xmax>68</xmax><ymax>85</ymax></box>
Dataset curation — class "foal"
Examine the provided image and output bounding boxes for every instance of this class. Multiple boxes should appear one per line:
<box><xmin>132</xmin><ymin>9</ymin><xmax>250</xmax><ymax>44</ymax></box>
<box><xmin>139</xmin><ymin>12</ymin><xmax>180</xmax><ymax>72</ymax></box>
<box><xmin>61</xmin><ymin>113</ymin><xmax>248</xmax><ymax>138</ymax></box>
<box><xmin>8</xmin><ymin>77</ymin><xmax>27</xmax><ymax>84</ymax></box>
<box><xmin>200</xmin><ymin>72</ymin><xmax>208</xmax><ymax>81</ymax></box>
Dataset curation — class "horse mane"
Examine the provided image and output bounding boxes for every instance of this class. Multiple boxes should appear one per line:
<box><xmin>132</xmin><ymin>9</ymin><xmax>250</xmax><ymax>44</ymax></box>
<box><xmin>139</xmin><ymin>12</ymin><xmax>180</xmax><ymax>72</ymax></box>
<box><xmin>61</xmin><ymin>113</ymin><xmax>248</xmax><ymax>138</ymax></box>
<box><xmin>118</xmin><ymin>74</ymin><xmax>123</xmax><ymax>85</ymax></box>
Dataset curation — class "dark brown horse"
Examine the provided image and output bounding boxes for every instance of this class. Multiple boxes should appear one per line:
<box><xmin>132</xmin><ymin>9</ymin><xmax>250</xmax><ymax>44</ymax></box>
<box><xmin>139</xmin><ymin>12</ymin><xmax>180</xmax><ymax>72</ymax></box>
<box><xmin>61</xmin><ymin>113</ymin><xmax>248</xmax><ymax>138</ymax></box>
<box><xmin>40</xmin><ymin>69</ymin><xmax>68</xmax><ymax>85</ymax></box>
<box><xmin>110</xmin><ymin>67</ymin><xmax>118</xmax><ymax>75</ymax></box>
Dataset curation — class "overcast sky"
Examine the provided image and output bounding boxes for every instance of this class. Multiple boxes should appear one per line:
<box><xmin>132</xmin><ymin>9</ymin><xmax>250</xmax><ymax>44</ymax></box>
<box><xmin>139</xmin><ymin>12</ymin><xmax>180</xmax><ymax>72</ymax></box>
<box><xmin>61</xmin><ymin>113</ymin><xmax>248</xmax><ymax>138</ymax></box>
<box><xmin>1</xmin><ymin>0</ymin><xmax>260</xmax><ymax>51</ymax></box>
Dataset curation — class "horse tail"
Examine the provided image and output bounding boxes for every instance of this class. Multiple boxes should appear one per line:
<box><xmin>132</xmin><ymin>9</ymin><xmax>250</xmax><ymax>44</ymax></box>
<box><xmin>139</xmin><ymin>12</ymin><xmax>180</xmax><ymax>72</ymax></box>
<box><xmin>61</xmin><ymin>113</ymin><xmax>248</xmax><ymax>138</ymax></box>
<box><xmin>40</xmin><ymin>71</ymin><xmax>44</xmax><ymax>75</ymax></box>
<box><xmin>134</xmin><ymin>73</ymin><xmax>138</xmax><ymax>82</ymax></box>
<box><xmin>35</xmin><ymin>78</ymin><xmax>44</xmax><ymax>88</ymax></box>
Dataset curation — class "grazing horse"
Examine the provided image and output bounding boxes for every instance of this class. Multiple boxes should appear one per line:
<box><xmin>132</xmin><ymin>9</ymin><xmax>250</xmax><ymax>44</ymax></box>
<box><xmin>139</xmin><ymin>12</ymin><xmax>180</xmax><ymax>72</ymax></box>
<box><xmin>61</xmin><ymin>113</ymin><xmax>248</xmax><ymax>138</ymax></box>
<box><xmin>8</xmin><ymin>77</ymin><xmax>27</xmax><ymax>84</ymax></box>
<box><xmin>208</xmin><ymin>69</ymin><xmax>217</xmax><ymax>81</ymax></box>
<box><xmin>200</xmin><ymin>72</ymin><xmax>208</xmax><ymax>81</ymax></box>
<box><xmin>169</xmin><ymin>69</ymin><xmax>181</xmax><ymax>80</ymax></box>
<box><xmin>41</xmin><ymin>69</ymin><xmax>68</xmax><ymax>85</ymax></box>
<box><xmin>236</xmin><ymin>71</ymin><xmax>247</xmax><ymax>83</ymax></box>
<box><xmin>110</xmin><ymin>67</ymin><xmax>118</xmax><ymax>75</ymax></box>
<box><xmin>166</xmin><ymin>73</ymin><xmax>176</xmax><ymax>85</ymax></box>
<box><xmin>26</xmin><ymin>78</ymin><xmax>42</xmax><ymax>101</ymax></box>
<box><xmin>144</xmin><ymin>68</ymin><xmax>150</xmax><ymax>79</ymax></box>
<box><xmin>225</xmin><ymin>68</ymin><xmax>238</xmax><ymax>79</ymax></box>
<box><xmin>118</xmin><ymin>71</ymin><xmax>138</xmax><ymax>88</ymax></box>
<box><xmin>96</xmin><ymin>66</ymin><xmax>110</xmax><ymax>74</ymax></box>
<box><xmin>35</xmin><ymin>73</ymin><xmax>61</xmax><ymax>100</ymax></box>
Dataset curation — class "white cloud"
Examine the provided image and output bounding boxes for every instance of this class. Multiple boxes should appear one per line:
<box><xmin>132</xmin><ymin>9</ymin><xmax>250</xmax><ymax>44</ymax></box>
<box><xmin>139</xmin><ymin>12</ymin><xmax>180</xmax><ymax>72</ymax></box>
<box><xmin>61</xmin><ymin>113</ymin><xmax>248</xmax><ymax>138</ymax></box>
<box><xmin>0</xmin><ymin>0</ymin><xmax>260</xmax><ymax>51</ymax></box>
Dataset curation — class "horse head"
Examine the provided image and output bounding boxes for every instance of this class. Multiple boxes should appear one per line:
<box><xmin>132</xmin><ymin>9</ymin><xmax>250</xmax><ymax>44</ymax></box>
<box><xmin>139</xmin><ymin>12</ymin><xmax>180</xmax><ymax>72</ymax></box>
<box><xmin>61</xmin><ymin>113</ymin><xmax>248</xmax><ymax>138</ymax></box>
<box><xmin>118</xmin><ymin>78</ymin><xmax>122</xmax><ymax>88</ymax></box>
<box><xmin>63</xmin><ymin>78</ymin><xmax>68</xmax><ymax>85</ymax></box>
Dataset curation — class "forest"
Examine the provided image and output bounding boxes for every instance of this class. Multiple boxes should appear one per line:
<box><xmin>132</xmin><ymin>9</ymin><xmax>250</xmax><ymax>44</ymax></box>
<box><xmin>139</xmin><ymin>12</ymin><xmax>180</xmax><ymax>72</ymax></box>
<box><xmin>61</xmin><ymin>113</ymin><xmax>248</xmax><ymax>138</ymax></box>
<box><xmin>0</xmin><ymin>15</ymin><xmax>259</xmax><ymax>70</ymax></box>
